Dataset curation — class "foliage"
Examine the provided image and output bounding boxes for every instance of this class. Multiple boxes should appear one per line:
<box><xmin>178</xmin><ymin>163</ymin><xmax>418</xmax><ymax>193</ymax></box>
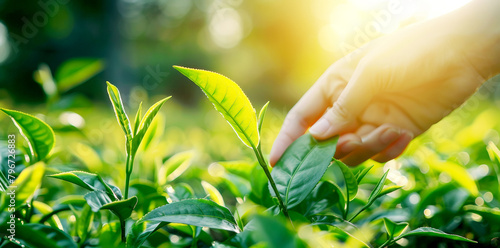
<box><xmin>0</xmin><ymin>65</ymin><xmax>499</xmax><ymax>248</ymax></box>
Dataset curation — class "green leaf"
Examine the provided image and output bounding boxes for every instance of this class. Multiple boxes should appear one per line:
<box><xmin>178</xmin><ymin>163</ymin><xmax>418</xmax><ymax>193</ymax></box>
<box><xmin>174</xmin><ymin>66</ymin><xmax>259</xmax><ymax>148</ymax></box>
<box><xmin>0</xmin><ymin>170</ymin><xmax>8</xmax><ymax>192</ymax></box>
<box><xmin>383</xmin><ymin>218</ymin><xmax>408</xmax><ymax>239</ymax></box>
<box><xmin>0</xmin><ymin>223</ymin><xmax>78</xmax><ymax>248</ymax></box>
<box><xmin>139</xmin><ymin>198</ymin><xmax>240</xmax><ymax>233</ymax></box>
<box><xmin>1</xmin><ymin>108</ymin><xmax>55</xmax><ymax>161</ymax></box>
<box><xmin>56</xmin><ymin>58</ymin><xmax>104</xmax><ymax>92</ymax></box>
<box><xmin>271</xmin><ymin>134</ymin><xmax>338</xmax><ymax>209</ymax></box>
<box><xmin>49</xmin><ymin>171</ymin><xmax>122</xmax><ymax>200</ymax></box>
<box><xmin>397</xmin><ymin>227</ymin><xmax>476</xmax><ymax>243</ymax></box>
<box><xmin>133</xmin><ymin>101</ymin><xmax>143</xmax><ymax>135</ymax></box>
<box><xmin>464</xmin><ymin>205</ymin><xmax>500</xmax><ymax>223</ymax></box>
<box><xmin>84</xmin><ymin>190</ymin><xmax>138</xmax><ymax>219</ymax></box>
<box><xmin>356</xmin><ymin>165</ymin><xmax>374</xmax><ymax>184</ymax></box>
<box><xmin>132</xmin><ymin>96</ymin><xmax>171</xmax><ymax>154</ymax></box>
<box><xmin>166</xmin><ymin>183</ymin><xmax>195</xmax><ymax>202</ymax></box>
<box><xmin>292</xmin><ymin>181</ymin><xmax>340</xmax><ymax>217</ymax></box>
<box><xmin>77</xmin><ymin>204</ymin><xmax>94</xmax><ymax>241</ymax></box>
<box><xmin>378</xmin><ymin>185</ymin><xmax>403</xmax><ymax>199</ymax></box>
<box><xmin>158</xmin><ymin>151</ymin><xmax>194</xmax><ymax>185</ymax></box>
<box><xmin>334</xmin><ymin>159</ymin><xmax>358</xmax><ymax>201</ymax></box>
<box><xmin>127</xmin><ymin>221</ymin><xmax>167</xmax><ymax>248</ymax></box>
<box><xmin>5</xmin><ymin>162</ymin><xmax>45</xmax><ymax>208</ymax></box>
<box><xmin>367</xmin><ymin>170</ymin><xmax>390</xmax><ymax>204</ymax></box>
<box><xmin>106</xmin><ymin>81</ymin><xmax>133</xmax><ymax>148</ymax></box>
<box><xmin>257</xmin><ymin>101</ymin><xmax>270</xmax><ymax>134</ymax></box>
<box><xmin>487</xmin><ymin>141</ymin><xmax>500</xmax><ymax>193</ymax></box>
<box><xmin>250</xmin><ymin>215</ymin><xmax>306</xmax><ymax>248</ymax></box>
<box><xmin>201</xmin><ymin>181</ymin><xmax>225</xmax><ymax>206</ymax></box>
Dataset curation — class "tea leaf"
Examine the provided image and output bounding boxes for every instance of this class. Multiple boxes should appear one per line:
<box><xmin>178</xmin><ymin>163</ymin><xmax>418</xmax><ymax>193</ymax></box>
<box><xmin>397</xmin><ymin>227</ymin><xmax>476</xmax><ymax>243</ymax></box>
<box><xmin>84</xmin><ymin>190</ymin><xmax>138</xmax><ymax>220</ymax></box>
<box><xmin>133</xmin><ymin>101</ymin><xmax>143</xmax><ymax>135</ymax></box>
<box><xmin>383</xmin><ymin>218</ymin><xmax>408</xmax><ymax>238</ymax></box>
<box><xmin>106</xmin><ymin>81</ymin><xmax>133</xmax><ymax>147</ymax></box>
<box><xmin>49</xmin><ymin>171</ymin><xmax>122</xmax><ymax>200</ymax></box>
<box><xmin>174</xmin><ymin>66</ymin><xmax>259</xmax><ymax>148</ymax></box>
<box><xmin>356</xmin><ymin>165</ymin><xmax>374</xmax><ymax>184</ymax></box>
<box><xmin>367</xmin><ymin>170</ymin><xmax>390</xmax><ymax>204</ymax></box>
<box><xmin>202</xmin><ymin>181</ymin><xmax>225</xmax><ymax>206</ymax></box>
<box><xmin>56</xmin><ymin>58</ymin><xmax>104</xmax><ymax>92</ymax></box>
<box><xmin>132</xmin><ymin>96</ymin><xmax>171</xmax><ymax>154</ymax></box>
<box><xmin>464</xmin><ymin>205</ymin><xmax>500</xmax><ymax>223</ymax></box>
<box><xmin>258</xmin><ymin>101</ymin><xmax>270</xmax><ymax>134</ymax></box>
<box><xmin>271</xmin><ymin>134</ymin><xmax>338</xmax><ymax>209</ymax></box>
<box><xmin>1</xmin><ymin>108</ymin><xmax>55</xmax><ymax>161</ymax></box>
<box><xmin>0</xmin><ymin>223</ymin><xmax>78</xmax><ymax>248</ymax></box>
<box><xmin>7</xmin><ymin>162</ymin><xmax>45</xmax><ymax>208</ymax></box>
<box><xmin>127</xmin><ymin>222</ymin><xmax>167</xmax><ymax>248</ymax></box>
<box><xmin>334</xmin><ymin>159</ymin><xmax>358</xmax><ymax>201</ymax></box>
<box><xmin>139</xmin><ymin>198</ymin><xmax>240</xmax><ymax>233</ymax></box>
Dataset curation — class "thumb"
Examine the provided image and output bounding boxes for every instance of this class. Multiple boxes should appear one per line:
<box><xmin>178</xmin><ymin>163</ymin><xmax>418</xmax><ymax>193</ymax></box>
<box><xmin>309</xmin><ymin>68</ymin><xmax>375</xmax><ymax>139</ymax></box>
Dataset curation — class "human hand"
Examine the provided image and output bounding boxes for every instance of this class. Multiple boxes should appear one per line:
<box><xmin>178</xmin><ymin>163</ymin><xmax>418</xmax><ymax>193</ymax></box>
<box><xmin>270</xmin><ymin>0</ymin><xmax>500</xmax><ymax>166</ymax></box>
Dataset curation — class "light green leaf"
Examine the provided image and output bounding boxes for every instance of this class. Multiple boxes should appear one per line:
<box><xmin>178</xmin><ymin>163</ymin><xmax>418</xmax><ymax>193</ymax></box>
<box><xmin>132</xmin><ymin>97</ymin><xmax>171</xmax><ymax>154</ymax></box>
<box><xmin>271</xmin><ymin>134</ymin><xmax>338</xmax><ymax>209</ymax></box>
<box><xmin>0</xmin><ymin>223</ymin><xmax>77</xmax><ymax>248</ymax></box>
<box><xmin>258</xmin><ymin>101</ymin><xmax>270</xmax><ymax>134</ymax></box>
<box><xmin>356</xmin><ymin>165</ymin><xmax>374</xmax><ymax>184</ymax></box>
<box><xmin>0</xmin><ymin>170</ymin><xmax>8</xmax><ymax>192</ymax></box>
<box><xmin>6</xmin><ymin>162</ymin><xmax>45</xmax><ymax>208</ymax></box>
<box><xmin>464</xmin><ymin>205</ymin><xmax>500</xmax><ymax>223</ymax></box>
<box><xmin>139</xmin><ymin>198</ymin><xmax>240</xmax><ymax>233</ymax></box>
<box><xmin>77</xmin><ymin>204</ymin><xmax>94</xmax><ymax>241</ymax></box>
<box><xmin>56</xmin><ymin>58</ymin><xmax>104</xmax><ymax>92</ymax></box>
<box><xmin>334</xmin><ymin>159</ymin><xmax>358</xmax><ymax>201</ymax></box>
<box><xmin>397</xmin><ymin>227</ymin><xmax>476</xmax><ymax>243</ymax></box>
<box><xmin>1</xmin><ymin>108</ymin><xmax>55</xmax><ymax>161</ymax></box>
<box><xmin>378</xmin><ymin>185</ymin><xmax>403</xmax><ymax>199</ymax></box>
<box><xmin>367</xmin><ymin>170</ymin><xmax>390</xmax><ymax>204</ymax></box>
<box><xmin>383</xmin><ymin>218</ymin><xmax>408</xmax><ymax>239</ymax></box>
<box><xmin>201</xmin><ymin>181</ymin><xmax>225</xmax><ymax>206</ymax></box>
<box><xmin>174</xmin><ymin>66</ymin><xmax>259</xmax><ymax>148</ymax></box>
<box><xmin>158</xmin><ymin>151</ymin><xmax>194</xmax><ymax>185</ymax></box>
<box><xmin>49</xmin><ymin>171</ymin><xmax>122</xmax><ymax>200</ymax></box>
<box><xmin>487</xmin><ymin>141</ymin><xmax>500</xmax><ymax>193</ymax></box>
<box><xmin>106</xmin><ymin>81</ymin><xmax>133</xmax><ymax>148</ymax></box>
<box><xmin>133</xmin><ymin>101</ymin><xmax>143</xmax><ymax>135</ymax></box>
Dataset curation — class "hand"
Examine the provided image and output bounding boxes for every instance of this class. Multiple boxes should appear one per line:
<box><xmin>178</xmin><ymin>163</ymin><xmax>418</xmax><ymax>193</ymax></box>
<box><xmin>270</xmin><ymin>0</ymin><xmax>500</xmax><ymax>166</ymax></box>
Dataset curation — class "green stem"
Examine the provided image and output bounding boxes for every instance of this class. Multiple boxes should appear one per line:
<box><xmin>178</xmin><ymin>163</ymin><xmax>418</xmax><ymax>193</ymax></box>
<box><xmin>120</xmin><ymin>218</ymin><xmax>126</xmax><ymax>243</ymax></box>
<box><xmin>124</xmin><ymin>153</ymin><xmax>135</xmax><ymax>199</ymax></box>
<box><xmin>252</xmin><ymin>145</ymin><xmax>291</xmax><ymax>222</ymax></box>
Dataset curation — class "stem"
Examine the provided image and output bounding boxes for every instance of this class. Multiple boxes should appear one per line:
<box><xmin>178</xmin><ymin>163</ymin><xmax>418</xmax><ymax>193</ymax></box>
<box><xmin>120</xmin><ymin>218</ymin><xmax>126</xmax><ymax>243</ymax></box>
<box><xmin>124</xmin><ymin>154</ymin><xmax>131</xmax><ymax>199</ymax></box>
<box><xmin>252</xmin><ymin>145</ymin><xmax>291</xmax><ymax>222</ymax></box>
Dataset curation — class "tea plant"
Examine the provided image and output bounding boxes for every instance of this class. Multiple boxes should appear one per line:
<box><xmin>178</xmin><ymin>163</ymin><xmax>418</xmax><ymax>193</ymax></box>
<box><xmin>0</xmin><ymin>64</ymin><xmax>497</xmax><ymax>247</ymax></box>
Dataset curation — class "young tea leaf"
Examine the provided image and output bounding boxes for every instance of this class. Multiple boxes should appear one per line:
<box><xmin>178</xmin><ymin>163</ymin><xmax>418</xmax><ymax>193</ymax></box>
<box><xmin>271</xmin><ymin>134</ymin><xmax>338</xmax><ymax>209</ymax></box>
<box><xmin>334</xmin><ymin>159</ymin><xmax>358</xmax><ymax>201</ymax></box>
<box><xmin>0</xmin><ymin>223</ymin><xmax>78</xmax><ymax>248</ymax></box>
<box><xmin>133</xmin><ymin>101</ymin><xmax>143</xmax><ymax>135</ymax></box>
<box><xmin>397</xmin><ymin>227</ymin><xmax>476</xmax><ymax>243</ymax></box>
<box><xmin>139</xmin><ymin>198</ymin><xmax>240</xmax><ymax>233</ymax></box>
<box><xmin>127</xmin><ymin>221</ymin><xmax>167</xmax><ymax>248</ymax></box>
<box><xmin>258</xmin><ymin>101</ymin><xmax>270</xmax><ymax>134</ymax></box>
<box><xmin>1</xmin><ymin>108</ymin><xmax>55</xmax><ymax>161</ymax></box>
<box><xmin>201</xmin><ymin>181</ymin><xmax>225</xmax><ymax>206</ymax></box>
<box><xmin>56</xmin><ymin>58</ymin><xmax>104</xmax><ymax>93</ymax></box>
<box><xmin>174</xmin><ymin>66</ymin><xmax>259</xmax><ymax>148</ymax></box>
<box><xmin>367</xmin><ymin>169</ymin><xmax>390</xmax><ymax>204</ymax></box>
<box><xmin>356</xmin><ymin>165</ymin><xmax>374</xmax><ymax>184</ymax></box>
<box><xmin>383</xmin><ymin>218</ymin><xmax>408</xmax><ymax>239</ymax></box>
<box><xmin>378</xmin><ymin>185</ymin><xmax>403</xmax><ymax>199</ymax></box>
<box><xmin>106</xmin><ymin>81</ymin><xmax>133</xmax><ymax>147</ymax></box>
<box><xmin>132</xmin><ymin>96</ymin><xmax>171</xmax><ymax>154</ymax></box>
<box><xmin>158</xmin><ymin>151</ymin><xmax>194</xmax><ymax>185</ymax></box>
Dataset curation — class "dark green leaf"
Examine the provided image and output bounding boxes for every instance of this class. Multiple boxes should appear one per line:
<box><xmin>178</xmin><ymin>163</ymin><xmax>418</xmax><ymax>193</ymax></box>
<box><xmin>55</xmin><ymin>58</ymin><xmax>104</xmax><ymax>92</ymax></box>
<box><xmin>1</xmin><ymin>109</ymin><xmax>55</xmax><ymax>161</ymax></box>
<box><xmin>271</xmin><ymin>134</ymin><xmax>338</xmax><ymax>209</ymax></box>
<box><xmin>127</xmin><ymin>221</ymin><xmax>167</xmax><ymax>248</ymax></box>
<box><xmin>250</xmin><ymin>215</ymin><xmax>306</xmax><ymax>248</ymax></box>
<box><xmin>174</xmin><ymin>66</ymin><xmax>259</xmax><ymax>148</ymax></box>
<box><xmin>1</xmin><ymin>223</ymin><xmax>77</xmax><ymax>248</ymax></box>
<box><xmin>139</xmin><ymin>199</ymin><xmax>240</xmax><ymax>233</ymax></box>
<box><xmin>334</xmin><ymin>159</ymin><xmax>358</xmax><ymax>201</ymax></box>
<box><xmin>84</xmin><ymin>190</ymin><xmax>137</xmax><ymax>220</ymax></box>
<box><xmin>292</xmin><ymin>181</ymin><xmax>339</xmax><ymax>217</ymax></box>
<box><xmin>383</xmin><ymin>218</ymin><xmax>408</xmax><ymax>239</ymax></box>
<box><xmin>398</xmin><ymin>227</ymin><xmax>476</xmax><ymax>243</ymax></box>
<box><xmin>356</xmin><ymin>165</ymin><xmax>374</xmax><ymax>184</ymax></box>
<box><xmin>84</xmin><ymin>190</ymin><xmax>112</xmax><ymax>212</ymax></box>
<box><xmin>166</xmin><ymin>183</ymin><xmax>195</xmax><ymax>202</ymax></box>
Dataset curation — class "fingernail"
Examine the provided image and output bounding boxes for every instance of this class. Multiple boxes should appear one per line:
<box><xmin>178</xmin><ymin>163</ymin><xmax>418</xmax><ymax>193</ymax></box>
<box><xmin>309</xmin><ymin>118</ymin><xmax>330</xmax><ymax>135</ymax></box>
<box><xmin>380</xmin><ymin>128</ymin><xmax>400</xmax><ymax>144</ymax></box>
<box><xmin>340</xmin><ymin>140</ymin><xmax>361</xmax><ymax>154</ymax></box>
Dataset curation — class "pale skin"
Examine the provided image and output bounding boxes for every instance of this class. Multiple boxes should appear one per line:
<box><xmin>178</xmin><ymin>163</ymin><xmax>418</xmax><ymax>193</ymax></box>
<box><xmin>270</xmin><ymin>0</ymin><xmax>500</xmax><ymax>166</ymax></box>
